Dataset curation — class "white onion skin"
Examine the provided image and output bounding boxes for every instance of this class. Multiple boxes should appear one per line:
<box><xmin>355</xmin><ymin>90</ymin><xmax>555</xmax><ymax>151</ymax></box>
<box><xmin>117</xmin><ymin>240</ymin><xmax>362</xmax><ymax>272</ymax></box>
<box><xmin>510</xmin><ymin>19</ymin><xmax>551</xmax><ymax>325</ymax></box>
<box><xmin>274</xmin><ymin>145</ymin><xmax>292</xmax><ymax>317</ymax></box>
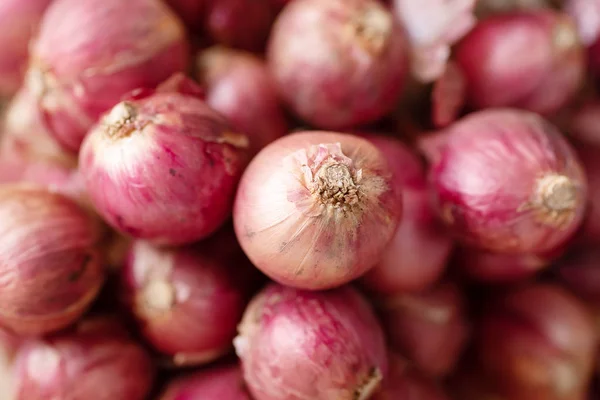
<box><xmin>233</xmin><ymin>131</ymin><xmax>402</xmax><ymax>290</ymax></box>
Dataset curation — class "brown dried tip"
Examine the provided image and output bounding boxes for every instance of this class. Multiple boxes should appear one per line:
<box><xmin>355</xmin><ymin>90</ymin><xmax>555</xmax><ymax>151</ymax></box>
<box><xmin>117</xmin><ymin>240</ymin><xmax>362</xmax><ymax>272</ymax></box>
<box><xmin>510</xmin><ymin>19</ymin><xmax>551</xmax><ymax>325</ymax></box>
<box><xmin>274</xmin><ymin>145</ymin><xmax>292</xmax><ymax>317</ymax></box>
<box><xmin>533</xmin><ymin>173</ymin><xmax>579</xmax><ymax>227</ymax></box>
<box><xmin>354</xmin><ymin>367</ymin><xmax>383</xmax><ymax>400</ymax></box>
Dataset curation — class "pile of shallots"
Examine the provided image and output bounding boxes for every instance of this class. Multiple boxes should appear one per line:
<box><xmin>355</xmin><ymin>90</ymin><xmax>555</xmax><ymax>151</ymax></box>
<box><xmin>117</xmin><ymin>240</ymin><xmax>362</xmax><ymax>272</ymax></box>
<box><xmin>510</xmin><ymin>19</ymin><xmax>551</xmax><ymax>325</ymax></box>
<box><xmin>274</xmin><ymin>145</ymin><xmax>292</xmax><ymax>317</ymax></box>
<box><xmin>1</xmin><ymin>0</ymin><xmax>600</xmax><ymax>399</ymax></box>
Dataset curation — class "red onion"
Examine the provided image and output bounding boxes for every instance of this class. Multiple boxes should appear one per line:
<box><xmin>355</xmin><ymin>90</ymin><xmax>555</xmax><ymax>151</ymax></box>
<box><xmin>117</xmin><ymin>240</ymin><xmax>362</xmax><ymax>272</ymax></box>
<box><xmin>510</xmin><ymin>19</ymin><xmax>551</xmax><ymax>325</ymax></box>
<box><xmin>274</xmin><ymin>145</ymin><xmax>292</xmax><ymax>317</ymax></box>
<box><xmin>392</xmin><ymin>0</ymin><xmax>476</xmax><ymax>83</ymax></box>
<box><xmin>564</xmin><ymin>0</ymin><xmax>600</xmax><ymax>46</ymax></box>
<box><xmin>421</xmin><ymin>109</ymin><xmax>587</xmax><ymax>254</ymax></box>
<box><xmin>267</xmin><ymin>0</ymin><xmax>407</xmax><ymax>129</ymax></box>
<box><xmin>455</xmin><ymin>10</ymin><xmax>585</xmax><ymax>115</ymax></box>
<box><xmin>159</xmin><ymin>364</ymin><xmax>251</xmax><ymax>400</ymax></box>
<box><xmin>0</xmin><ymin>0</ymin><xmax>52</xmax><ymax>97</ymax></box>
<box><xmin>0</xmin><ymin>185</ymin><xmax>104</xmax><ymax>335</ymax></box>
<box><xmin>79</xmin><ymin>75</ymin><xmax>249</xmax><ymax>246</ymax></box>
<box><xmin>233</xmin><ymin>131</ymin><xmax>402</xmax><ymax>290</ymax></box>
<box><xmin>13</xmin><ymin>317</ymin><xmax>155</xmax><ymax>400</ymax></box>
<box><xmin>556</xmin><ymin>246</ymin><xmax>600</xmax><ymax>307</ymax></box>
<box><xmin>25</xmin><ymin>0</ymin><xmax>189</xmax><ymax>152</ymax></box>
<box><xmin>196</xmin><ymin>46</ymin><xmax>288</xmax><ymax>156</ymax></box>
<box><xmin>234</xmin><ymin>283</ymin><xmax>388</xmax><ymax>400</ymax></box>
<box><xmin>360</xmin><ymin>134</ymin><xmax>453</xmax><ymax>294</ymax></box>
<box><xmin>565</xmin><ymin>100</ymin><xmax>600</xmax><ymax>146</ymax></box>
<box><xmin>165</xmin><ymin>0</ymin><xmax>206</xmax><ymax>30</ymax></box>
<box><xmin>121</xmin><ymin>239</ymin><xmax>250</xmax><ymax>367</ymax></box>
<box><xmin>378</xmin><ymin>282</ymin><xmax>470</xmax><ymax>377</ymax></box>
<box><xmin>572</xmin><ymin>144</ymin><xmax>600</xmax><ymax>245</ymax></box>
<box><xmin>476</xmin><ymin>284</ymin><xmax>597</xmax><ymax>400</ymax></box>
<box><xmin>431</xmin><ymin>61</ymin><xmax>467</xmax><ymax>128</ymax></box>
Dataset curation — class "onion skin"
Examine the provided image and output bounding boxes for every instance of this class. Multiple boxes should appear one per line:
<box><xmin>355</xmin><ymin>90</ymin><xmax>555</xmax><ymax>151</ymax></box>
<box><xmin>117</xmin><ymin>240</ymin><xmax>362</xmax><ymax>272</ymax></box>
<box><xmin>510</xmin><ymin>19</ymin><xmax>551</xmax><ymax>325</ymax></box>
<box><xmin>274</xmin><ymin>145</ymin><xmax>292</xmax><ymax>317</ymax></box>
<box><xmin>422</xmin><ymin>109</ymin><xmax>587</xmax><ymax>255</ymax></box>
<box><xmin>0</xmin><ymin>185</ymin><xmax>104</xmax><ymax>335</ymax></box>
<box><xmin>159</xmin><ymin>364</ymin><xmax>251</xmax><ymax>400</ymax></box>
<box><xmin>234</xmin><ymin>283</ymin><xmax>388</xmax><ymax>400</ymax></box>
<box><xmin>360</xmin><ymin>134</ymin><xmax>453</xmax><ymax>294</ymax></box>
<box><xmin>25</xmin><ymin>0</ymin><xmax>189</xmax><ymax>152</ymax></box>
<box><xmin>13</xmin><ymin>317</ymin><xmax>155</xmax><ymax>400</ymax></box>
<box><xmin>79</xmin><ymin>75</ymin><xmax>249</xmax><ymax>246</ymax></box>
<box><xmin>196</xmin><ymin>46</ymin><xmax>288</xmax><ymax>156</ymax></box>
<box><xmin>476</xmin><ymin>284</ymin><xmax>597</xmax><ymax>400</ymax></box>
<box><xmin>455</xmin><ymin>10</ymin><xmax>585</xmax><ymax>115</ymax></box>
<box><xmin>121</xmin><ymin>239</ymin><xmax>250</xmax><ymax>367</ymax></box>
<box><xmin>267</xmin><ymin>0</ymin><xmax>407</xmax><ymax>129</ymax></box>
<box><xmin>233</xmin><ymin>131</ymin><xmax>402</xmax><ymax>290</ymax></box>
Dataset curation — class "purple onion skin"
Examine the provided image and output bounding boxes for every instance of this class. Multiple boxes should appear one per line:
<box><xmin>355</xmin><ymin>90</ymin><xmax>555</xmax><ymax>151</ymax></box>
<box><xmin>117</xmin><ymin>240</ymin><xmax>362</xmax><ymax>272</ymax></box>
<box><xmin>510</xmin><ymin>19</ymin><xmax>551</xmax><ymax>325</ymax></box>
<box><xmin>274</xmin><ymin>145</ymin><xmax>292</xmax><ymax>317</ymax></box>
<box><xmin>159</xmin><ymin>364</ymin><xmax>251</xmax><ymax>400</ymax></box>
<box><xmin>423</xmin><ymin>108</ymin><xmax>587</xmax><ymax>255</ymax></box>
<box><xmin>234</xmin><ymin>283</ymin><xmax>388</xmax><ymax>400</ymax></box>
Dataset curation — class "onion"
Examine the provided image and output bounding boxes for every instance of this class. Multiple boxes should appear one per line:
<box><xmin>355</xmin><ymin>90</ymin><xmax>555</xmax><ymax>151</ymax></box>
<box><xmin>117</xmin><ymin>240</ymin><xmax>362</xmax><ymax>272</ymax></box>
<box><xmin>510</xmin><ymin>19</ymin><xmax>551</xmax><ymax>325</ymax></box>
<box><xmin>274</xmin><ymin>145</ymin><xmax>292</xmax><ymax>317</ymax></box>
<box><xmin>234</xmin><ymin>283</ymin><xmax>388</xmax><ymax>400</ymax></box>
<box><xmin>120</xmin><ymin>239</ymin><xmax>250</xmax><ymax>367</ymax></box>
<box><xmin>233</xmin><ymin>131</ymin><xmax>402</xmax><ymax>290</ymax></box>
<box><xmin>556</xmin><ymin>246</ymin><xmax>600</xmax><ymax>307</ymax></box>
<box><xmin>13</xmin><ymin>317</ymin><xmax>155</xmax><ymax>400</ymax></box>
<box><xmin>360</xmin><ymin>134</ymin><xmax>453</xmax><ymax>294</ymax></box>
<box><xmin>377</xmin><ymin>282</ymin><xmax>470</xmax><ymax>377</ymax></box>
<box><xmin>267</xmin><ymin>0</ymin><xmax>407</xmax><ymax>129</ymax></box>
<box><xmin>454</xmin><ymin>10</ymin><xmax>585</xmax><ymax>115</ymax></box>
<box><xmin>564</xmin><ymin>0</ymin><xmax>600</xmax><ymax>46</ymax></box>
<box><xmin>165</xmin><ymin>0</ymin><xmax>206</xmax><ymax>30</ymax></box>
<box><xmin>476</xmin><ymin>284</ymin><xmax>597</xmax><ymax>400</ymax></box>
<box><xmin>431</xmin><ymin>61</ymin><xmax>467</xmax><ymax>128</ymax></box>
<box><xmin>392</xmin><ymin>0</ymin><xmax>476</xmax><ymax>83</ymax></box>
<box><xmin>25</xmin><ymin>0</ymin><xmax>189</xmax><ymax>152</ymax></box>
<box><xmin>565</xmin><ymin>100</ymin><xmax>600</xmax><ymax>146</ymax></box>
<box><xmin>196</xmin><ymin>46</ymin><xmax>288</xmax><ymax>156</ymax></box>
<box><xmin>421</xmin><ymin>109</ymin><xmax>587</xmax><ymax>254</ymax></box>
<box><xmin>0</xmin><ymin>185</ymin><xmax>104</xmax><ymax>335</ymax></box>
<box><xmin>0</xmin><ymin>0</ymin><xmax>52</xmax><ymax>97</ymax></box>
<box><xmin>79</xmin><ymin>74</ymin><xmax>249</xmax><ymax>246</ymax></box>
<box><xmin>572</xmin><ymin>144</ymin><xmax>600</xmax><ymax>245</ymax></box>
<box><xmin>159</xmin><ymin>364</ymin><xmax>251</xmax><ymax>400</ymax></box>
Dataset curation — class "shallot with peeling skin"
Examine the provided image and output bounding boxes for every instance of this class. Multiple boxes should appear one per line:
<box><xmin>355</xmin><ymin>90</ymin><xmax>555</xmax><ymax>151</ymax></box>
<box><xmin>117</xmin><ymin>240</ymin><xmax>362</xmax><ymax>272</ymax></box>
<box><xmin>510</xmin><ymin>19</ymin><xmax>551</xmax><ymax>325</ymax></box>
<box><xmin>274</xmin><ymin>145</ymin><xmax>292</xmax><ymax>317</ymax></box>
<box><xmin>121</xmin><ymin>239</ymin><xmax>249</xmax><ymax>367</ymax></box>
<box><xmin>455</xmin><ymin>10</ymin><xmax>585</xmax><ymax>115</ymax></box>
<box><xmin>25</xmin><ymin>0</ymin><xmax>189</xmax><ymax>152</ymax></box>
<box><xmin>13</xmin><ymin>317</ymin><xmax>155</xmax><ymax>400</ymax></box>
<box><xmin>0</xmin><ymin>185</ymin><xmax>104</xmax><ymax>335</ymax></box>
<box><xmin>79</xmin><ymin>75</ymin><xmax>249</xmax><ymax>246</ymax></box>
<box><xmin>268</xmin><ymin>0</ymin><xmax>407</xmax><ymax>129</ymax></box>
<box><xmin>234</xmin><ymin>283</ymin><xmax>388</xmax><ymax>400</ymax></box>
<box><xmin>421</xmin><ymin>109</ymin><xmax>587</xmax><ymax>254</ymax></box>
<box><xmin>159</xmin><ymin>364</ymin><xmax>251</xmax><ymax>400</ymax></box>
<box><xmin>196</xmin><ymin>46</ymin><xmax>288</xmax><ymax>156</ymax></box>
<box><xmin>233</xmin><ymin>131</ymin><xmax>402</xmax><ymax>290</ymax></box>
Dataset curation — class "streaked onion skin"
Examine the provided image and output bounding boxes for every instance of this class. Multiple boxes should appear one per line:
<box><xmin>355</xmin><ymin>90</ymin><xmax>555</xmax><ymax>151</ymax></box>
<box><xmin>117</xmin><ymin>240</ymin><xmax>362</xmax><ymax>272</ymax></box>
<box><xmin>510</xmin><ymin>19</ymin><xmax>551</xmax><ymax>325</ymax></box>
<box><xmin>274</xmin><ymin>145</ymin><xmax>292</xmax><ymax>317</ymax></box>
<box><xmin>233</xmin><ymin>131</ymin><xmax>402</xmax><ymax>290</ymax></box>
<box><xmin>422</xmin><ymin>109</ymin><xmax>587</xmax><ymax>255</ymax></box>
<box><xmin>25</xmin><ymin>0</ymin><xmax>189</xmax><ymax>152</ymax></box>
<box><xmin>267</xmin><ymin>0</ymin><xmax>407</xmax><ymax>129</ymax></box>
<box><xmin>0</xmin><ymin>185</ymin><xmax>104</xmax><ymax>335</ymax></box>
<box><xmin>159</xmin><ymin>364</ymin><xmax>251</xmax><ymax>400</ymax></box>
<box><xmin>79</xmin><ymin>75</ymin><xmax>249</xmax><ymax>246</ymax></box>
<box><xmin>234</xmin><ymin>283</ymin><xmax>388</xmax><ymax>400</ymax></box>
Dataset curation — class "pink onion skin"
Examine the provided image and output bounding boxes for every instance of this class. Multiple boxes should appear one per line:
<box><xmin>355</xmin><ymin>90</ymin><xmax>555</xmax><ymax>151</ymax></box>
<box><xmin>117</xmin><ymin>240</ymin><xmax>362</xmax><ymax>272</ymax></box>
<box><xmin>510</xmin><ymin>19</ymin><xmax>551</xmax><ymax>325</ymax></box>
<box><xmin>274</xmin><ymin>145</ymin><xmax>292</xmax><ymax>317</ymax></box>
<box><xmin>0</xmin><ymin>0</ymin><xmax>52</xmax><ymax>97</ymax></box>
<box><xmin>378</xmin><ymin>283</ymin><xmax>470</xmax><ymax>378</ymax></box>
<box><xmin>360</xmin><ymin>134</ymin><xmax>453</xmax><ymax>294</ymax></box>
<box><xmin>13</xmin><ymin>317</ymin><xmax>155</xmax><ymax>400</ymax></box>
<box><xmin>159</xmin><ymin>364</ymin><xmax>251</xmax><ymax>400</ymax></box>
<box><xmin>476</xmin><ymin>284</ymin><xmax>597</xmax><ymax>400</ymax></box>
<box><xmin>0</xmin><ymin>185</ymin><xmax>104</xmax><ymax>335</ymax></box>
<box><xmin>431</xmin><ymin>61</ymin><xmax>467</xmax><ymax>128</ymax></box>
<box><xmin>196</xmin><ymin>46</ymin><xmax>288</xmax><ymax>156</ymax></box>
<box><xmin>233</xmin><ymin>131</ymin><xmax>402</xmax><ymax>290</ymax></box>
<box><xmin>455</xmin><ymin>10</ymin><xmax>585</xmax><ymax>115</ymax></box>
<box><xmin>267</xmin><ymin>0</ymin><xmax>407</xmax><ymax>129</ymax></box>
<box><xmin>25</xmin><ymin>0</ymin><xmax>189</xmax><ymax>153</ymax></box>
<box><xmin>79</xmin><ymin>75</ymin><xmax>250</xmax><ymax>246</ymax></box>
<box><xmin>120</xmin><ymin>239</ymin><xmax>250</xmax><ymax>367</ymax></box>
<box><xmin>234</xmin><ymin>283</ymin><xmax>389</xmax><ymax>400</ymax></box>
<box><xmin>422</xmin><ymin>109</ymin><xmax>587</xmax><ymax>254</ymax></box>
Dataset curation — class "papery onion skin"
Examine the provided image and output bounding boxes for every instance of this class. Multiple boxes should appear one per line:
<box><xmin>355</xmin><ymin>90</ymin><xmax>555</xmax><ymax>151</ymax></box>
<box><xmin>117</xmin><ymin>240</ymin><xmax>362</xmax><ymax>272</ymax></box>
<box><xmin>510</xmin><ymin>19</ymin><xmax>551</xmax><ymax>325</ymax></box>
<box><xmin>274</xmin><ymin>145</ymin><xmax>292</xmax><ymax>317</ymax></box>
<box><xmin>79</xmin><ymin>75</ymin><xmax>249</xmax><ymax>246</ymax></box>
<box><xmin>360</xmin><ymin>134</ymin><xmax>453</xmax><ymax>294</ymax></box>
<box><xmin>13</xmin><ymin>317</ymin><xmax>155</xmax><ymax>400</ymax></box>
<box><xmin>476</xmin><ymin>284</ymin><xmax>597</xmax><ymax>400</ymax></box>
<box><xmin>423</xmin><ymin>109</ymin><xmax>587</xmax><ymax>254</ymax></box>
<box><xmin>25</xmin><ymin>0</ymin><xmax>189</xmax><ymax>152</ymax></box>
<box><xmin>159</xmin><ymin>364</ymin><xmax>251</xmax><ymax>400</ymax></box>
<box><xmin>234</xmin><ymin>283</ymin><xmax>388</xmax><ymax>400</ymax></box>
<box><xmin>267</xmin><ymin>0</ymin><xmax>407</xmax><ymax>129</ymax></box>
<box><xmin>455</xmin><ymin>10</ymin><xmax>585</xmax><ymax>115</ymax></box>
<box><xmin>0</xmin><ymin>185</ymin><xmax>104</xmax><ymax>335</ymax></box>
<box><xmin>196</xmin><ymin>46</ymin><xmax>288</xmax><ymax>156</ymax></box>
<box><xmin>121</xmin><ymin>239</ymin><xmax>250</xmax><ymax>367</ymax></box>
<box><xmin>233</xmin><ymin>131</ymin><xmax>402</xmax><ymax>290</ymax></box>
